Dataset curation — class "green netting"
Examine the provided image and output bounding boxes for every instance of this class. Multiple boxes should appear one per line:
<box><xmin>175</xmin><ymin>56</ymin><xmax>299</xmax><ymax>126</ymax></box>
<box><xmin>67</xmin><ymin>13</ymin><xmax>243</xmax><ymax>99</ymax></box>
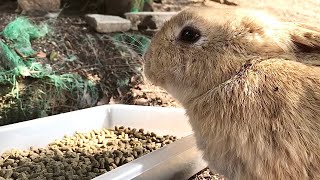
<box><xmin>112</xmin><ymin>33</ymin><xmax>151</xmax><ymax>55</ymax></box>
<box><xmin>2</xmin><ymin>17</ymin><xmax>48</xmax><ymax>56</ymax></box>
<box><xmin>131</xmin><ymin>0</ymin><xmax>152</xmax><ymax>12</ymax></box>
<box><xmin>0</xmin><ymin>17</ymin><xmax>98</xmax><ymax>122</ymax></box>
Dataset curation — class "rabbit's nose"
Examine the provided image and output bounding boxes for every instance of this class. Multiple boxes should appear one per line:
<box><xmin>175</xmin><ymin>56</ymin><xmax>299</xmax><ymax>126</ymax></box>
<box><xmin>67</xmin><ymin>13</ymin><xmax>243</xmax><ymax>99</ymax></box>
<box><xmin>143</xmin><ymin>48</ymin><xmax>152</xmax><ymax>63</ymax></box>
<box><xmin>142</xmin><ymin>52</ymin><xmax>146</xmax><ymax>63</ymax></box>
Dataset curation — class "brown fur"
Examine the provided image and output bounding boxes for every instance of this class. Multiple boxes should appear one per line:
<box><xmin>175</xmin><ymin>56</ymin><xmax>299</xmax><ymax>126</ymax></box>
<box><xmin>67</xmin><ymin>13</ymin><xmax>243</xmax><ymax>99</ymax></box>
<box><xmin>144</xmin><ymin>7</ymin><xmax>320</xmax><ymax>180</ymax></box>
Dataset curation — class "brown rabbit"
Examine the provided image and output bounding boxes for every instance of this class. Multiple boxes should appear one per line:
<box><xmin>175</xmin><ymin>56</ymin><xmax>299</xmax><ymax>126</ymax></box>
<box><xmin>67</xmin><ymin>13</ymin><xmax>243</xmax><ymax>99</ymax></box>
<box><xmin>144</xmin><ymin>7</ymin><xmax>320</xmax><ymax>180</ymax></box>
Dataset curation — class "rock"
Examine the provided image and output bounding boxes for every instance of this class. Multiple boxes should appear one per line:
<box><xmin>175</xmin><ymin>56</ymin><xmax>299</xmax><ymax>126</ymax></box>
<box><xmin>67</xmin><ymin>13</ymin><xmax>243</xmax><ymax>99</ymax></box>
<box><xmin>17</xmin><ymin>0</ymin><xmax>60</xmax><ymax>15</ymax></box>
<box><xmin>124</xmin><ymin>12</ymin><xmax>178</xmax><ymax>30</ymax></box>
<box><xmin>134</xmin><ymin>98</ymin><xmax>149</xmax><ymax>106</ymax></box>
<box><xmin>85</xmin><ymin>14</ymin><xmax>132</xmax><ymax>33</ymax></box>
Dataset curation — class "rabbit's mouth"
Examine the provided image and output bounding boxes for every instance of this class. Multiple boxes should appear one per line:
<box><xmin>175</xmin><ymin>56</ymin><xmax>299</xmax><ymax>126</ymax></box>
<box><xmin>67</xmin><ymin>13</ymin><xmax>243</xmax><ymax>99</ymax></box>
<box><xmin>147</xmin><ymin>74</ymin><xmax>166</xmax><ymax>87</ymax></box>
<box><xmin>143</xmin><ymin>57</ymin><xmax>167</xmax><ymax>87</ymax></box>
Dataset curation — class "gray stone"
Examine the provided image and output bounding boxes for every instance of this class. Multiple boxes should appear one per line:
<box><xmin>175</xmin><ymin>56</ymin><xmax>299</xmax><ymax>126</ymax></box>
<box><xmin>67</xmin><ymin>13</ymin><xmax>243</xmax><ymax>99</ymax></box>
<box><xmin>85</xmin><ymin>14</ymin><xmax>132</xmax><ymax>33</ymax></box>
<box><xmin>17</xmin><ymin>0</ymin><xmax>60</xmax><ymax>14</ymax></box>
<box><xmin>124</xmin><ymin>12</ymin><xmax>178</xmax><ymax>30</ymax></box>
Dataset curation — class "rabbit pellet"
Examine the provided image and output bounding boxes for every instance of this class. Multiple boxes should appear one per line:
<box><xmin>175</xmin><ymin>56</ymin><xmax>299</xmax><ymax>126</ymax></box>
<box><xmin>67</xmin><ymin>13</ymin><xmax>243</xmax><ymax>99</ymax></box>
<box><xmin>0</xmin><ymin>126</ymin><xmax>176</xmax><ymax>180</ymax></box>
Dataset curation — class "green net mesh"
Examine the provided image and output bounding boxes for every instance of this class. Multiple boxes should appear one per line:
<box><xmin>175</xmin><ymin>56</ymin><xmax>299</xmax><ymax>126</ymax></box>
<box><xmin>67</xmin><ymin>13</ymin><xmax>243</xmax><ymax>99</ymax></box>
<box><xmin>2</xmin><ymin>17</ymin><xmax>48</xmax><ymax>57</ymax></box>
<box><xmin>131</xmin><ymin>0</ymin><xmax>152</xmax><ymax>12</ymax></box>
<box><xmin>0</xmin><ymin>17</ymin><xmax>98</xmax><ymax>124</ymax></box>
<box><xmin>112</xmin><ymin>33</ymin><xmax>150</xmax><ymax>55</ymax></box>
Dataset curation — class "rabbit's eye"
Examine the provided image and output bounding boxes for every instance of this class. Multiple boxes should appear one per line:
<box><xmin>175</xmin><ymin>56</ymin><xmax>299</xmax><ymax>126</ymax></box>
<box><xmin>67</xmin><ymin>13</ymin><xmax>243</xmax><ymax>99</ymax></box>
<box><xmin>178</xmin><ymin>26</ymin><xmax>201</xmax><ymax>43</ymax></box>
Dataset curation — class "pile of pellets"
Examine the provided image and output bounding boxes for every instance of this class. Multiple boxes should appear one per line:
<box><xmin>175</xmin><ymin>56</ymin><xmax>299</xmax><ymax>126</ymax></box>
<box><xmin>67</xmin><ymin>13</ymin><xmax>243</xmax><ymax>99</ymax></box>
<box><xmin>0</xmin><ymin>126</ymin><xmax>177</xmax><ymax>180</ymax></box>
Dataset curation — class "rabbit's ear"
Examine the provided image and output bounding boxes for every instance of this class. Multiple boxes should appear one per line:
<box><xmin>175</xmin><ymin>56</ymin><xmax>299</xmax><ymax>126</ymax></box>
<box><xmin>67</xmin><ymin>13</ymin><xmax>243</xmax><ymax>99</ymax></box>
<box><xmin>286</xmin><ymin>22</ymin><xmax>320</xmax><ymax>53</ymax></box>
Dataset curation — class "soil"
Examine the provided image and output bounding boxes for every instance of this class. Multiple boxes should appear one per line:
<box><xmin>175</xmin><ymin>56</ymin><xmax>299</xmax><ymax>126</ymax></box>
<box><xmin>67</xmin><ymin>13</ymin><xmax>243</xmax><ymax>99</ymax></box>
<box><xmin>0</xmin><ymin>1</ymin><xmax>188</xmax><ymax>117</ymax></box>
<box><xmin>189</xmin><ymin>168</ymin><xmax>225</xmax><ymax>180</ymax></box>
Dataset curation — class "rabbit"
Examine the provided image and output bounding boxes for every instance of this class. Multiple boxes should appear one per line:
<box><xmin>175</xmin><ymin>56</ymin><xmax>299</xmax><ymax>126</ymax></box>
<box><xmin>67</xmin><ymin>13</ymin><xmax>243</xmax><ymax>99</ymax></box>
<box><xmin>143</xmin><ymin>7</ymin><xmax>320</xmax><ymax>180</ymax></box>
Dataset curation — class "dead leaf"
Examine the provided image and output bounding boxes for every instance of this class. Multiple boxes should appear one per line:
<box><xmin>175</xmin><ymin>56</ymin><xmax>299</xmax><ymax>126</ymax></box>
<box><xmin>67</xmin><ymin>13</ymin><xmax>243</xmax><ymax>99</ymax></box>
<box><xmin>36</xmin><ymin>51</ymin><xmax>47</xmax><ymax>58</ymax></box>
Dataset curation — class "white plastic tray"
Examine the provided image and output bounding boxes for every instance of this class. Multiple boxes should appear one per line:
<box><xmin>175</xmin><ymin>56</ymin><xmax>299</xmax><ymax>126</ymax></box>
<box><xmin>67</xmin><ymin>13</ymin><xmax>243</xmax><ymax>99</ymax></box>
<box><xmin>0</xmin><ymin>104</ymin><xmax>207</xmax><ymax>179</ymax></box>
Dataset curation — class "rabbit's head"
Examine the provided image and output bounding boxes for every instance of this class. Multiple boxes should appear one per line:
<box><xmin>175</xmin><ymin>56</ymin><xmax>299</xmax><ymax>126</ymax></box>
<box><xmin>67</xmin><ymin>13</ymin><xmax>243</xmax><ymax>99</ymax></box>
<box><xmin>144</xmin><ymin>7</ymin><xmax>320</xmax><ymax>104</ymax></box>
